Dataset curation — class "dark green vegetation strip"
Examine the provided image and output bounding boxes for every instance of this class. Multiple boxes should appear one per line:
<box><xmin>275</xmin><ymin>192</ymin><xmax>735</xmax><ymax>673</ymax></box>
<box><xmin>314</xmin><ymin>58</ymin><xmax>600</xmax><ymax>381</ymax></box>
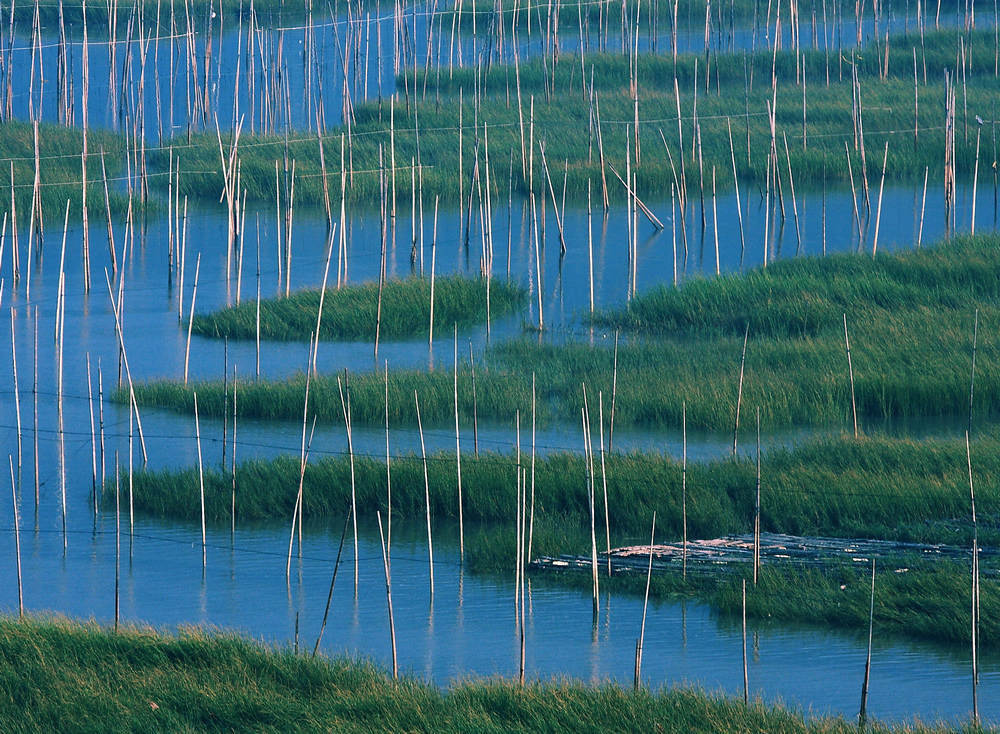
<box><xmin>161</xmin><ymin>28</ymin><xmax>995</xmax><ymax>208</ymax></box>
<box><xmin>0</xmin><ymin>616</ymin><xmax>962</xmax><ymax>734</ymax></box>
<box><xmin>113</xmin><ymin>431</ymin><xmax>999</xmax><ymax>646</ymax></box>
<box><xmin>129</xmin><ymin>235</ymin><xmax>1000</xmax><ymax>430</ymax></box>
<box><xmin>112</xmin><ymin>432</ymin><xmax>998</xmax><ymax>545</ymax></box>
<box><xmin>193</xmin><ymin>275</ymin><xmax>527</xmax><ymax>341</ymax></box>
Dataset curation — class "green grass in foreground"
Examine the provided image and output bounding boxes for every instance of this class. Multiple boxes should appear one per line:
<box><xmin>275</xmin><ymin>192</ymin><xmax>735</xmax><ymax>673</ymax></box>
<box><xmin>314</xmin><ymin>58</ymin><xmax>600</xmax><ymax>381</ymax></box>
<box><xmin>0</xmin><ymin>616</ymin><xmax>968</xmax><ymax>733</ymax></box>
<box><xmin>129</xmin><ymin>235</ymin><xmax>1000</xmax><ymax>431</ymax></box>
<box><xmin>193</xmin><ymin>275</ymin><xmax>527</xmax><ymax>342</ymax></box>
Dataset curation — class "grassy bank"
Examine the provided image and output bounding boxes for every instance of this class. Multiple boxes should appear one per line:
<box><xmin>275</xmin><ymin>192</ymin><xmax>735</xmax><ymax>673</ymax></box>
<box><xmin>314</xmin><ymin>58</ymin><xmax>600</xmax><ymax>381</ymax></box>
<box><xmin>0</xmin><ymin>616</ymin><xmax>968</xmax><ymax>733</ymax></box>
<box><xmin>128</xmin><ymin>235</ymin><xmax>1000</xmax><ymax>431</ymax></box>
<box><xmin>192</xmin><ymin>275</ymin><xmax>527</xmax><ymax>342</ymax></box>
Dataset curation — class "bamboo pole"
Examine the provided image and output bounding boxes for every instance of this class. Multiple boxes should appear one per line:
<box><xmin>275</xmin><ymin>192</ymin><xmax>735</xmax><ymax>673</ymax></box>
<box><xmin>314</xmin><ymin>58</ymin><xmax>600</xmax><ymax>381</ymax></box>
<box><xmin>872</xmin><ymin>142</ymin><xmax>889</xmax><ymax>256</ymax></box>
<box><xmin>844</xmin><ymin>314</ymin><xmax>858</xmax><ymax>437</ymax></box>
<box><xmin>312</xmin><ymin>511</ymin><xmax>351</xmax><ymax>657</ymax></box>
<box><xmin>194</xmin><ymin>393</ymin><xmax>206</xmax><ymax>569</ymax></box>
<box><xmin>972</xmin><ymin>128</ymin><xmax>981</xmax><ymax>235</ymax></box>
<box><xmin>114</xmin><ymin>455</ymin><xmax>120</xmax><ymax>632</ymax></box>
<box><xmin>232</xmin><ymin>366</ymin><xmax>237</xmax><ymax>538</ymax></box>
<box><xmin>917</xmin><ymin>166</ymin><xmax>929</xmax><ymax>247</ymax></box>
<box><xmin>682</xmin><ymin>401</ymin><xmax>687</xmax><ymax>578</ymax></box>
<box><xmin>609</xmin><ymin>330</ymin><xmax>619</xmax><ymax>451</ymax></box>
<box><xmin>634</xmin><ymin>511</ymin><xmax>656</xmax><ymax>691</ymax></box>
<box><xmin>742</xmin><ymin>579</ymin><xmax>749</xmax><ymax>705</ymax></box>
<box><xmin>335</xmin><ymin>373</ymin><xmax>359</xmax><ymax>594</ymax></box>
<box><xmin>377</xmin><ymin>510</ymin><xmax>398</xmax><ymax>679</ymax></box>
<box><xmin>754</xmin><ymin>408</ymin><xmax>761</xmax><ymax>584</ymax></box>
<box><xmin>87</xmin><ymin>352</ymin><xmax>97</xmax><ymax>515</ymax></box>
<box><xmin>8</xmin><ymin>455</ymin><xmax>21</xmax><ymax>617</ymax></box>
<box><xmin>858</xmin><ymin>558</ymin><xmax>876</xmax><ymax>728</ymax></box>
<box><xmin>384</xmin><ymin>362</ymin><xmax>392</xmax><ymax>556</ymax></box>
<box><xmin>11</xmin><ymin>309</ymin><xmax>21</xmax><ymax>494</ymax></box>
<box><xmin>454</xmin><ymin>327</ymin><xmax>463</xmax><ymax>560</ymax></box>
<box><xmin>969</xmin><ymin>309</ymin><xmax>979</xmax><ymax>435</ymax></box>
<box><xmin>733</xmin><ymin>324</ymin><xmax>749</xmax><ymax>454</ymax></box>
<box><xmin>967</xmin><ymin>431</ymin><xmax>980</xmax><ymax>729</ymax></box>
<box><xmin>415</xmin><ymin>390</ymin><xmax>434</xmax><ymax>599</ymax></box>
<box><xmin>530</xmin><ymin>374</ymin><xmax>537</xmax><ymax>561</ymax></box>
<box><xmin>183</xmin><ymin>254</ymin><xmax>201</xmax><ymax>384</ymax></box>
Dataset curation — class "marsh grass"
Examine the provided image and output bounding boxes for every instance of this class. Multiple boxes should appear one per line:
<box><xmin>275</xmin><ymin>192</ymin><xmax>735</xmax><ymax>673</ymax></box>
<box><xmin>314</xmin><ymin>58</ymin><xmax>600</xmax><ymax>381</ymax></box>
<box><xmin>113</xmin><ymin>431</ymin><xmax>1000</xmax><ymax>546</ymax></box>
<box><xmin>116</xmin><ymin>430</ymin><xmax>1000</xmax><ymax>646</ymax></box>
<box><xmin>0</xmin><ymin>615</ymin><xmax>968</xmax><ymax>733</ymax></box>
<box><xmin>129</xmin><ymin>235</ymin><xmax>1000</xmax><ymax>431</ymax></box>
<box><xmin>193</xmin><ymin>275</ymin><xmax>527</xmax><ymax>341</ymax></box>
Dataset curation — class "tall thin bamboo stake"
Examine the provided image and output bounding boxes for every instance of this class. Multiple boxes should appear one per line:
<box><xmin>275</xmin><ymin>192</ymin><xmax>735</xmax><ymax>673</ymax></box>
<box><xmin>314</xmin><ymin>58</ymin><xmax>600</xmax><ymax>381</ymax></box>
<box><xmin>33</xmin><ymin>309</ymin><xmax>39</xmax><ymax>510</ymax></box>
<box><xmin>114</xmin><ymin>456</ymin><xmax>120</xmax><ymax>632</ymax></box>
<box><xmin>183</xmin><ymin>254</ymin><xmax>201</xmax><ymax>384</ymax></box>
<box><xmin>634</xmin><ymin>511</ymin><xmax>656</xmax><ymax>690</ymax></box>
<box><xmin>8</xmin><ymin>455</ymin><xmax>21</xmax><ymax>618</ymax></box>
<box><xmin>754</xmin><ymin>408</ymin><xmax>761</xmax><ymax>584</ymax></box>
<box><xmin>454</xmin><ymin>326</ymin><xmax>464</xmax><ymax>559</ymax></box>
<box><xmin>918</xmin><ymin>166</ymin><xmax>929</xmax><ymax>247</ymax></box>
<box><xmin>312</xmin><ymin>511</ymin><xmax>350</xmax><ymax>658</ymax></box>
<box><xmin>194</xmin><ymin>393</ymin><xmax>206</xmax><ymax>569</ymax></box>
<box><xmin>967</xmin><ymin>431</ymin><xmax>980</xmax><ymax>728</ymax></box>
<box><xmin>87</xmin><ymin>353</ymin><xmax>98</xmax><ymax>515</ymax></box>
<box><xmin>415</xmin><ymin>390</ymin><xmax>434</xmax><ymax>599</ymax></box>
<box><xmin>287</xmin><ymin>337</ymin><xmax>316</xmax><ymax>580</ymax></box>
<box><xmin>377</xmin><ymin>510</ymin><xmax>398</xmax><ymax>679</ymax></box>
<box><xmin>859</xmin><ymin>558</ymin><xmax>876</xmax><ymax>728</ymax></box>
<box><xmin>972</xmin><ymin>128</ymin><xmax>981</xmax><ymax>234</ymax></box>
<box><xmin>384</xmin><ymin>362</ymin><xmax>392</xmax><ymax>556</ymax></box>
<box><xmin>530</xmin><ymin>374</ymin><xmax>538</xmax><ymax>562</ymax></box>
<box><xmin>970</xmin><ymin>309</ymin><xmax>979</xmax><ymax>434</ymax></box>
<box><xmin>336</xmin><ymin>374</ymin><xmax>359</xmax><ymax>594</ymax></box>
<box><xmin>844</xmin><ymin>313</ymin><xmax>859</xmax><ymax>437</ymax></box>
<box><xmin>871</xmin><ymin>142</ymin><xmax>889</xmax><ymax>255</ymax></box>
<box><xmin>232</xmin><ymin>366</ymin><xmax>237</xmax><ymax>537</ymax></box>
<box><xmin>609</xmin><ymin>330</ymin><xmax>619</xmax><ymax>450</ymax></box>
<box><xmin>742</xmin><ymin>579</ymin><xmax>749</xmax><ymax>705</ymax></box>
<box><xmin>733</xmin><ymin>324</ymin><xmax>749</xmax><ymax>454</ymax></box>
<box><xmin>11</xmin><ymin>309</ymin><xmax>21</xmax><ymax>494</ymax></box>
<box><xmin>682</xmin><ymin>401</ymin><xmax>688</xmax><ymax>578</ymax></box>
<box><xmin>599</xmin><ymin>392</ymin><xmax>610</xmax><ymax>576</ymax></box>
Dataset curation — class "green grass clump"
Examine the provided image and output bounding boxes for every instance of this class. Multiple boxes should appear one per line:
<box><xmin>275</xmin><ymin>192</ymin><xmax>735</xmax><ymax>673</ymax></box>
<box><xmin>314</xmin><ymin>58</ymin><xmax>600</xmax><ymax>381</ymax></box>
<box><xmin>0</xmin><ymin>615</ymin><xmax>964</xmax><ymax>733</ymax></box>
<box><xmin>193</xmin><ymin>275</ymin><xmax>527</xmax><ymax>342</ymax></box>
<box><xmin>594</xmin><ymin>234</ymin><xmax>1000</xmax><ymax>337</ymax></box>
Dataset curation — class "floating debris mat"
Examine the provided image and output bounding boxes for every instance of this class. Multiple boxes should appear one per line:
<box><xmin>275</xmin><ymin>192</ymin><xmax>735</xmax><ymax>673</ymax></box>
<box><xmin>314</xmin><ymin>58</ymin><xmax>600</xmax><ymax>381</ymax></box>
<box><xmin>531</xmin><ymin>532</ymin><xmax>997</xmax><ymax>577</ymax></box>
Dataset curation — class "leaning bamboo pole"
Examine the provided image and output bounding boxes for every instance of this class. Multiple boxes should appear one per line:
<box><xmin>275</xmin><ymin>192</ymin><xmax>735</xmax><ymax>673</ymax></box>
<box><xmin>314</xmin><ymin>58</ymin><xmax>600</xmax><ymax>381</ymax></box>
<box><xmin>415</xmin><ymin>390</ymin><xmax>434</xmax><ymax>599</ymax></box>
<box><xmin>8</xmin><ymin>455</ymin><xmax>21</xmax><ymax>617</ymax></box>
<box><xmin>336</xmin><ymin>374</ymin><xmax>359</xmax><ymax>594</ymax></box>
<box><xmin>194</xmin><ymin>392</ymin><xmax>206</xmax><ymax>569</ymax></box>
<box><xmin>377</xmin><ymin>510</ymin><xmax>398</xmax><ymax>679</ymax></box>
<box><xmin>844</xmin><ymin>313</ymin><xmax>859</xmax><ymax>437</ymax></box>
